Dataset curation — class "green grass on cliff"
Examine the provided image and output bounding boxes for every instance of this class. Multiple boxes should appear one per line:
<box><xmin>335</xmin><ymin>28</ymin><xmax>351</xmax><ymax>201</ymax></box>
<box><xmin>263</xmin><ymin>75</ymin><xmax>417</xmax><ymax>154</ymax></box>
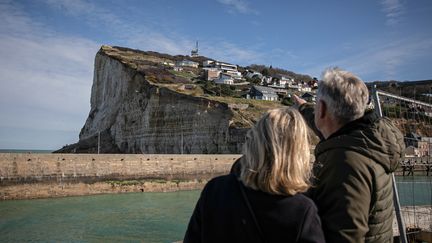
<box><xmin>208</xmin><ymin>96</ymin><xmax>284</xmax><ymax>127</ymax></box>
<box><xmin>168</xmin><ymin>70</ymin><xmax>197</xmax><ymax>80</ymax></box>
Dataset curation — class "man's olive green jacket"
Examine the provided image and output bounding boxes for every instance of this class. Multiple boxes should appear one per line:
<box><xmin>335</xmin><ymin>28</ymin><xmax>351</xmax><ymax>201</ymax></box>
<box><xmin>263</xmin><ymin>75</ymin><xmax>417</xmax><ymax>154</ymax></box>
<box><xmin>300</xmin><ymin>104</ymin><xmax>405</xmax><ymax>243</ymax></box>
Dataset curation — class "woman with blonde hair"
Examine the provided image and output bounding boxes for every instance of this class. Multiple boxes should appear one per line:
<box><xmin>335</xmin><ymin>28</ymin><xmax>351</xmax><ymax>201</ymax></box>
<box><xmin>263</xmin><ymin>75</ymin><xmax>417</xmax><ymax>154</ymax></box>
<box><xmin>184</xmin><ymin>108</ymin><xmax>325</xmax><ymax>243</ymax></box>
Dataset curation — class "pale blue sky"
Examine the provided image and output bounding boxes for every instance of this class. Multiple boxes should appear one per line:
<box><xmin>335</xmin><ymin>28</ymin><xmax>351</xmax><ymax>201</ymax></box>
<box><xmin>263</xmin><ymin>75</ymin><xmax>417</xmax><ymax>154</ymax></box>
<box><xmin>1</xmin><ymin>0</ymin><xmax>432</xmax><ymax>149</ymax></box>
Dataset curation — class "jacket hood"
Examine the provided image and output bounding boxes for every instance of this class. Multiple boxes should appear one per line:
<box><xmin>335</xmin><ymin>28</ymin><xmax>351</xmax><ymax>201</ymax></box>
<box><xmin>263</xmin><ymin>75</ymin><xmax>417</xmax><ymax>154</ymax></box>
<box><xmin>315</xmin><ymin>111</ymin><xmax>405</xmax><ymax>173</ymax></box>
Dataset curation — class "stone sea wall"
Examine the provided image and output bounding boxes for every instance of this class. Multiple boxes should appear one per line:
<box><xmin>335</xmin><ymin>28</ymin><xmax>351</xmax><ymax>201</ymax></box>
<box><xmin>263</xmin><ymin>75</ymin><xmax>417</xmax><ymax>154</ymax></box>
<box><xmin>0</xmin><ymin>153</ymin><xmax>241</xmax><ymax>200</ymax></box>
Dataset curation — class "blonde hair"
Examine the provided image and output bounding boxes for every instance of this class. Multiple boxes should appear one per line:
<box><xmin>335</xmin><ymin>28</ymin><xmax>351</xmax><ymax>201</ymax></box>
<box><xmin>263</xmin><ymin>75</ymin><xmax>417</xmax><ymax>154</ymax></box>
<box><xmin>318</xmin><ymin>67</ymin><xmax>369</xmax><ymax>124</ymax></box>
<box><xmin>240</xmin><ymin>108</ymin><xmax>311</xmax><ymax>196</ymax></box>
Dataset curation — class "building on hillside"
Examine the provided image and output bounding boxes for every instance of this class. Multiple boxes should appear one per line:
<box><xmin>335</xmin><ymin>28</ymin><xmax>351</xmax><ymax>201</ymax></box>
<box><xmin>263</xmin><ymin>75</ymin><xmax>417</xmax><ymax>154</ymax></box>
<box><xmin>420</xmin><ymin>137</ymin><xmax>432</xmax><ymax>156</ymax></box>
<box><xmin>261</xmin><ymin>76</ymin><xmax>273</xmax><ymax>85</ymax></box>
<box><xmin>202</xmin><ymin>60</ymin><xmax>242</xmax><ymax>79</ymax></box>
<box><xmin>405</xmin><ymin>146</ymin><xmax>419</xmax><ymax>157</ymax></box>
<box><xmin>301</xmin><ymin>92</ymin><xmax>316</xmax><ymax>103</ymax></box>
<box><xmin>248</xmin><ymin>85</ymin><xmax>279</xmax><ymax>101</ymax></box>
<box><xmin>308</xmin><ymin>79</ymin><xmax>319</xmax><ymax>88</ymax></box>
<box><xmin>176</xmin><ymin>60</ymin><xmax>199</xmax><ymax>68</ymax></box>
<box><xmin>245</xmin><ymin>71</ymin><xmax>263</xmax><ymax>79</ymax></box>
<box><xmin>203</xmin><ymin>60</ymin><xmax>214</xmax><ymax>67</ymax></box>
<box><xmin>405</xmin><ymin>133</ymin><xmax>431</xmax><ymax>157</ymax></box>
<box><xmin>286</xmin><ymin>84</ymin><xmax>302</xmax><ymax>92</ymax></box>
<box><xmin>214</xmin><ymin>73</ymin><xmax>234</xmax><ymax>85</ymax></box>
<box><xmin>268</xmin><ymin>78</ymin><xmax>293</xmax><ymax>88</ymax></box>
<box><xmin>163</xmin><ymin>61</ymin><xmax>175</xmax><ymax>66</ymax></box>
<box><xmin>224</xmin><ymin>70</ymin><xmax>242</xmax><ymax>79</ymax></box>
<box><xmin>405</xmin><ymin>132</ymin><xmax>422</xmax><ymax>147</ymax></box>
<box><xmin>173</xmin><ymin>66</ymin><xmax>183</xmax><ymax>71</ymax></box>
<box><xmin>301</xmin><ymin>86</ymin><xmax>312</xmax><ymax>92</ymax></box>
<box><xmin>418</xmin><ymin>140</ymin><xmax>429</xmax><ymax>156</ymax></box>
<box><xmin>203</xmin><ymin>68</ymin><xmax>221</xmax><ymax>81</ymax></box>
<box><xmin>274</xmin><ymin>75</ymin><xmax>294</xmax><ymax>86</ymax></box>
<box><xmin>215</xmin><ymin>61</ymin><xmax>237</xmax><ymax>71</ymax></box>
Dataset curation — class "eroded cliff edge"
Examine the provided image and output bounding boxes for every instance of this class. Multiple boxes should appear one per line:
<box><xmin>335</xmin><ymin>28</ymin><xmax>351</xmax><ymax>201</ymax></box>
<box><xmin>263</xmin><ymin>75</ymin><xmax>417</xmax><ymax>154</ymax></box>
<box><xmin>57</xmin><ymin>46</ymin><xmax>252</xmax><ymax>153</ymax></box>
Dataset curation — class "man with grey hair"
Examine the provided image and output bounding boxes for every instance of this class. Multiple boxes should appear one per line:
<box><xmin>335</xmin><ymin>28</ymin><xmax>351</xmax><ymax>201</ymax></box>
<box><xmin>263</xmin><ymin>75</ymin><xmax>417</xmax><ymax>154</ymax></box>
<box><xmin>294</xmin><ymin>67</ymin><xmax>405</xmax><ymax>243</ymax></box>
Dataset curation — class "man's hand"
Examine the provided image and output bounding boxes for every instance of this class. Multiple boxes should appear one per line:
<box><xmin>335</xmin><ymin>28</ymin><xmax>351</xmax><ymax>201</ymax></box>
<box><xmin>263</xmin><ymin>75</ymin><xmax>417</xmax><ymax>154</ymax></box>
<box><xmin>292</xmin><ymin>94</ymin><xmax>307</xmax><ymax>109</ymax></box>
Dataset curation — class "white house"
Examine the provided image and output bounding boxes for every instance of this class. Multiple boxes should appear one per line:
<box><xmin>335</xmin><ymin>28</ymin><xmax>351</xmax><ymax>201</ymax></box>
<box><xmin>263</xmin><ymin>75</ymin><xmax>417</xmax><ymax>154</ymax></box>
<box><xmin>202</xmin><ymin>60</ymin><xmax>242</xmax><ymax>79</ymax></box>
<box><xmin>163</xmin><ymin>61</ymin><xmax>175</xmax><ymax>66</ymax></box>
<box><xmin>176</xmin><ymin>60</ymin><xmax>199</xmax><ymax>68</ymax></box>
<box><xmin>245</xmin><ymin>71</ymin><xmax>263</xmax><ymax>79</ymax></box>
<box><xmin>203</xmin><ymin>60</ymin><xmax>214</xmax><ymax>67</ymax></box>
<box><xmin>224</xmin><ymin>70</ymin><xmax>242</xmax><ymax>79</ymax></box>
<box><xmin>214</xmin><ymin>73</ymin><xmax>234</xmax><ymax>85</ymax></box>
<box><xmin>202</xmin><ymin>68</ymin><xmax>221</xmax><ymax>81</ymax></box>
<box><xmin>300</xmin><ymin>85</ymin><xmax>312</xmax><ymax>92</ymax></box>
<box><xmin>286</xmin><ymin>84</ymin><xmax>302</xmax><ymax>92</ymax></box>
<box><xmin>249</xmin><ymin>85</ymin><xmax>279</xmax><ymax>101</ymax></box>
<box><xmin>215</xmin><ymin>61</ymin><xmax>237</xmax><ymax>71</ymax></box>
<box><xmin>173</xmin><ymin>66</ymin><xmax>183</xmax><ymax>71</ymax></box>
<box><xmin>405</xmin><ymin>146</ymin><xmax>419</xmax><ymax>157</ymax></box>
<box><xmin>261</xmin><ymin>76</ymin><xmax>273</xmax><ymax>85</ymax></box>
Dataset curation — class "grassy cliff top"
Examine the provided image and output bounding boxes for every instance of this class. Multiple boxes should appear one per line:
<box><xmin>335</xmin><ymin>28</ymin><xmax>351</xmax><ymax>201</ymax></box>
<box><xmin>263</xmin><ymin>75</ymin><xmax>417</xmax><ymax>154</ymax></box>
<box><xmin>100</xmin><ymin>45</ymin><xmax>175</xmax><ymax>68</ymax></box>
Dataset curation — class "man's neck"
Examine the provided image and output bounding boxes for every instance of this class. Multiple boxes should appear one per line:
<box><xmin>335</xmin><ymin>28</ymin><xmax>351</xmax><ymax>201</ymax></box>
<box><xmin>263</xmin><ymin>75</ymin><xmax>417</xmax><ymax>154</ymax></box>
<box><xmin>321</xmin><ymin>117</ymin><xmax>344</xmax><ymax>139</ymax></box>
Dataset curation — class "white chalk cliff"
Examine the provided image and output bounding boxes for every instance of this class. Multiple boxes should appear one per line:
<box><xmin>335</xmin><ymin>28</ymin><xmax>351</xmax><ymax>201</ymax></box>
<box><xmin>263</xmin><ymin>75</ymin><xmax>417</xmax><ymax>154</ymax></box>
<box><xmin>60</xmin><ymin>46</ymin><xmax>248</xmax><ymax>154</ymax></box>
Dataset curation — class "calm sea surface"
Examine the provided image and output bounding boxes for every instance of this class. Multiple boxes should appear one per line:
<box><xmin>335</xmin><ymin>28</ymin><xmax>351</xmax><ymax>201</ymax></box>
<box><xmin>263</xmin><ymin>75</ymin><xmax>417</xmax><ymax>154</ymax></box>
<box><xmin>395</xmin><ymin>176</ymin><xmax>432</xmax><ymax>206</ymax></box>
<box><xmin>0</xmin><ymin>191</ymin><xmax>201</xmax><ymax>243</ymax></box>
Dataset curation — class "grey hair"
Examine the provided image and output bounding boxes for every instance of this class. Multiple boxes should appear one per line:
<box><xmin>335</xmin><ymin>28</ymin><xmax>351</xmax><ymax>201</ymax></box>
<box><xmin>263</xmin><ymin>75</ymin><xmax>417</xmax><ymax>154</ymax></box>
<box><xmin>317</xmin><ymin>67</ymin><xmax>369</xmax><ymax>124</ymax></box>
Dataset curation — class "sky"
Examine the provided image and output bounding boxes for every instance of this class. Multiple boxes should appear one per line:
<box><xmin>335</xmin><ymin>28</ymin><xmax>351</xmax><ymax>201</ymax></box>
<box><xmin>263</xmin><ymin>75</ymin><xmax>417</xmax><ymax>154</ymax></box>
<box><xmin>0</xmin><ymin>0</ymin><xmax>432</xmax><ymax>150</ymax></box>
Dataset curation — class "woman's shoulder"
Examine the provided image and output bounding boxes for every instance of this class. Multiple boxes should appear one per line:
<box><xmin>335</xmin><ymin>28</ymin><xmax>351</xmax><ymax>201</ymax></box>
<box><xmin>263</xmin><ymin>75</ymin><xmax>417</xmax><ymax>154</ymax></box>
<box><xmin>292</xmin><ymin>193</ymin><xmax>316</xmax><ymax>206</ymax></box>
<box><xmin>275</xmin><ymin>193</ymin><xmax>318</xmax><ymax>213</ymax></box>
<box><xmin>202</xmin><ymin>174</ymin><xmax>238</xmax><ymax>193</ymax></box>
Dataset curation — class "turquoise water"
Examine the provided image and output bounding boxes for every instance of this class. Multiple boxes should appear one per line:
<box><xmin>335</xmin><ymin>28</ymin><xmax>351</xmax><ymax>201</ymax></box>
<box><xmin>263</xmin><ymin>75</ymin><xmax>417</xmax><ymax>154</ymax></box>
<box><xmin>0</xmin><ymin>177</ymin><xmax>430</xmax><ymax>242</ymax></box>
<box><xmin>396</xmin><ymin>176</ymin><xmax>432</xmax><ymax>206</ymax></box>
<box><xmin>0</xmin><ymin>191</ymin><xmax>201</xmax><ymax>243</ymax></box>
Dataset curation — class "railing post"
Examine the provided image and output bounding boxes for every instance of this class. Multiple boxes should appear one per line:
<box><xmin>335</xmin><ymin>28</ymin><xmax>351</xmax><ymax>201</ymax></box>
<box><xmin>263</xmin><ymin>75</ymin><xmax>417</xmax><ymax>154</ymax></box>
<box><xmin>372</xmin><ymin>86</ymin><xmax>408</xmax><ymax>243</ymax></box>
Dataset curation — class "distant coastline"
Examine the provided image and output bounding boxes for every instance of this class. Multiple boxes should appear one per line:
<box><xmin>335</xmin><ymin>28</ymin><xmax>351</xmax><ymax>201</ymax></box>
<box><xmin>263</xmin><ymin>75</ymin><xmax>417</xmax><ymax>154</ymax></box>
<box><xmin>0</xmin><ymin>149</ymin><xmax>54</xmax><ymax>154</ymax></box>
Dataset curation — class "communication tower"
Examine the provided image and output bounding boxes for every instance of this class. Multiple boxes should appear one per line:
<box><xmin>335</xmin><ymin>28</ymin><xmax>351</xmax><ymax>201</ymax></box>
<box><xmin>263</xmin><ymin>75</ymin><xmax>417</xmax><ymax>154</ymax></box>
<box><xmin>191</xmin><ymin>41</ymin><xmax>199</xmax><ymax>57</ymax></box>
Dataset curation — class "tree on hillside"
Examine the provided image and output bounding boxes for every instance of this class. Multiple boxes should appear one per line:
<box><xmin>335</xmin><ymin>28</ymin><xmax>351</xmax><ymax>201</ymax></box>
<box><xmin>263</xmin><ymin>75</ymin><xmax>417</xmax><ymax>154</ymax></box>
<box><xmin>261</xmin><ymin>68</ymin><xmax>270</xmax><ymax>76</ymax></box>
<box><xmin>246</xmin><ymin>76</ymin><xmax>262</xmax><ymax>85</ymax></box>
<box><xmin>247</xmin><ymin>64</ymin><xmax>313</xmax><ymax>83</ymax></box>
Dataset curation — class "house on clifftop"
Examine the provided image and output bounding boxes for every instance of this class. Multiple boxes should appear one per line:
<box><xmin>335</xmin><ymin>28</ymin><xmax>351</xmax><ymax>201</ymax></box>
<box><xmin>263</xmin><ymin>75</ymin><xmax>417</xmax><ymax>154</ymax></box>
<box><xmin>248</xmin><ymin>85</ymin><xmax>278</xmax><ymax>101</ymax></box>
<box><xmin>176</xmin><ymin>60</ymin><xmax>199</xmax><ymax>68</ymax></box>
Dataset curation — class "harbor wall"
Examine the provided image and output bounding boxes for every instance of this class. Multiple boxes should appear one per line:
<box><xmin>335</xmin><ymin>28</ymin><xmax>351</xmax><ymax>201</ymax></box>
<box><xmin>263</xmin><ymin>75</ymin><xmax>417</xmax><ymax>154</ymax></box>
<box><xmin>0</xmin><ymin>153</ymin><xmax>241</xmax><ymax>200</ymax></box>
<box><xmin>0</xmin><ymin>153</ymin><xmax>241</xmax><ymax>184</ymax></box>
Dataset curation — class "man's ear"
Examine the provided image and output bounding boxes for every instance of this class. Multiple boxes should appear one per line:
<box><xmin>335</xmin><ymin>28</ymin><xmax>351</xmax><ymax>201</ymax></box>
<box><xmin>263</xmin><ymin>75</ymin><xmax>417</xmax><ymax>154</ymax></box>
<box><xmin>319</xmin><ymin>100</ymin><xmax>326</xmax><ymax>119</ymax></box>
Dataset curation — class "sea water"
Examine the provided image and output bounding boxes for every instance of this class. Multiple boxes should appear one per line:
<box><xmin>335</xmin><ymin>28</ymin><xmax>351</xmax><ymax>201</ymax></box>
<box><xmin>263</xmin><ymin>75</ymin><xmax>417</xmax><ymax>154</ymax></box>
<box><xmin>396</xmin><ymin>176</ymin><xmax>432</xmax><ymax>206</ymax></box>
<box><xmin>0</xmin><ymin>177</ymin><xmax>430</xmax><ymax>242</ymax></box>
<box><xmin>0</xmin><ymin>191</ymin><xmax>201</xmax><ymax>243</ymax></box>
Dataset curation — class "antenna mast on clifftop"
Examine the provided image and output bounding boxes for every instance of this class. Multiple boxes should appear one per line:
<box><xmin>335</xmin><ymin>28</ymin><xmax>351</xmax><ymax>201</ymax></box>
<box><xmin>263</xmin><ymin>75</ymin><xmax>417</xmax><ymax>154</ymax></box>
<box><xmin>191</xmin><ymin>41</ymin><xmax>199</xmax><ymax>57</ymax></box>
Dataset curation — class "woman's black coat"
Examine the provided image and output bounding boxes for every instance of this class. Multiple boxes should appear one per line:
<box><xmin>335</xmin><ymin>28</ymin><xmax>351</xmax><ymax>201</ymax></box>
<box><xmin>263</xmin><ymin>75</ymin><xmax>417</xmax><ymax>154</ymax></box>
<box><xmin>184</xmin><ymin>173</ymin><xmax>325</xmax><ymax>243</ymax></box>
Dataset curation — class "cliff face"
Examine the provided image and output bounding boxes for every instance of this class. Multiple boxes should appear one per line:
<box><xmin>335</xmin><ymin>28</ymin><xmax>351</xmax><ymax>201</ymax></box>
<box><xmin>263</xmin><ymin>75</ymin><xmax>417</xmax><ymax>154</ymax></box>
<box><xmin>60</xmin><ymin>46</ymin><xmax>248</xmax><ymax>154</ymax></box>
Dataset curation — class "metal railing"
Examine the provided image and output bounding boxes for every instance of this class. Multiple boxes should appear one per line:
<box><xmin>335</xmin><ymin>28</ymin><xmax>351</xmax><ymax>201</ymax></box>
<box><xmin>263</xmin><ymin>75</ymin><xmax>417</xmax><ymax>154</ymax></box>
<box><xmin>373</xmin><ymin>87</ymin><xmax>432</xmax><ymax>242</ymax></box>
